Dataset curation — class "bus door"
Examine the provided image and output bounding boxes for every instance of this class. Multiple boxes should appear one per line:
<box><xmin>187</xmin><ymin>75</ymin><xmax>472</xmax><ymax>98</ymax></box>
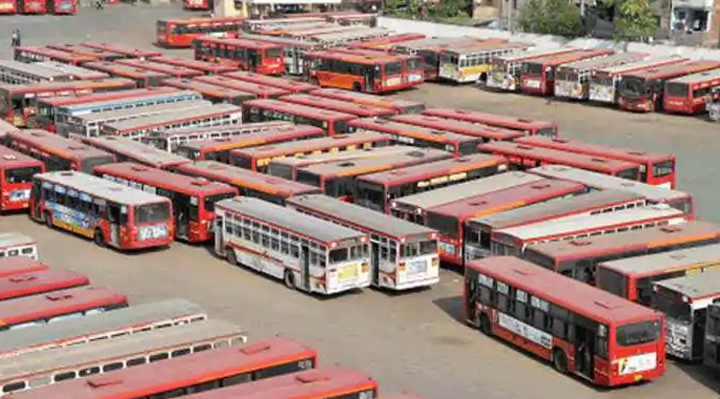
<box><xmin>365</xmin><ymin>65</ymin><xmax>378</xmax><ymax>92</ymax></box>
<box><xmin>31</xmin><ymin>178</ymin><xmax>42</xmax><ymax>219</ymax></box>
<box><xmin>214</xmin><ymin>216</ymin><xmax>225</xmax><ymax>256</ymax></box>
<box><xmin>107</xmin><ymin>202</ymin><xmax>123</xmax><ymax>247</ymax></box>
<box><xmin>300</xmin><ymin>244</ymin><xmax>310</xmax><ymax>291</ymax></box>
<box><xmin>573</xmin><ymin>322</ymin><xmax>595</xmax><ymax>380</ymax></box>
<box><xmin>175</xmin><ymin>194</ymin><xmax>190</xmax><ymax>239</ymax></box>
<box><xmin>371</xmin><ymin>241</ymin><xmax>380</xmax><ymax>285</ymax></box>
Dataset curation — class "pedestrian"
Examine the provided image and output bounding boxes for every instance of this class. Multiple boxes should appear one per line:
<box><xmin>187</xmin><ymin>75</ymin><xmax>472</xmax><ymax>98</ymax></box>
<box><xmin>10</xmin><ymin>29</ymin><xmax>20</xmax><ymax>47</ymax></box>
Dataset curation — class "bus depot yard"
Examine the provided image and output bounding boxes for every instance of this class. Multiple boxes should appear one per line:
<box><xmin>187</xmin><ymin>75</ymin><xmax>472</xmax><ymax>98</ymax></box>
<box><xmin>2</xmin><ymin>6</ymin><xmax>720</xmax><ymax>399</ymax></box>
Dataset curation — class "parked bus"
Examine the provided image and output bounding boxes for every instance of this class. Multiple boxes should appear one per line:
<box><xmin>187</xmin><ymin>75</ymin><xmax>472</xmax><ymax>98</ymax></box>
<box><xmin>0</xmin><ymin>319</ymin><xmax>245</xmax><ymax>394</ymax></box>
<box><xmin>14</xmin><ymin>46</ymin><xmax>98</xmax><ymax>65</ymax></box>
<box><xmin>589</xmin><ymin>56</ymin><xmax>687</xmax><ymax>104</ymax></box>
<box><xmin>425</xmin><ymin>179</ymin><xmax>586</xmax><ymax>266</ymax></box>
<box><xmin>281</xmin><ymin>94</ymin><xmax>396</xmax><ymax>119</ymax></box>
<box><xmin>355</xmin><ymin>153</ymin><xmax>508</xmax><ymax>213</ymax></box>
<box><xmin>4</xmin><ymin>130</ymin><xmax>114</xmax><ymax>173</ymax></box>
<box><xmin>326</xmin><ymin>48</ymin><xmax>425</xmax><ymax>86</ymax></box>
<box><xmin>215</xmin><ymin>197</ymin><xmax>370</xmax><ymax>294</ymax></box>
<box><xmin>0</xmin><ymin>0</ymin><xmax>17</xmax><ymax>13</ymax></box>
<box><xmin>310</xmin><ymin>28</ymin><xmax>389</xmax><ymax>46</ymax></box>
<box><xmin>522</xmin><ymin>221</ymin><xmax>720</xmax><ymax>283</ymax></box>
<box><xmin>143</xmin><ymin>121</ymin><xmax>292</xmax><ymax>153</ymax></box>
<box><xmin>184</xmin><ymin>0</ymin><xmax>211</xmax><ymax>11</ymax></box>
<box><xmin>464</xmin><ymin>190</ymin><xmax>647</xmax><ymax>261</ymax></box>
<box><xmin>176</xmin><ymin>161</ymin><xmax>321</xmax><ymax>205</ymax></box>
<box><xmin>391</xmin><ymin>114</ymin><xmax>525</xmax><ymax>143</ymax></box>
<box><xmin>115</xmin><ymin>59</ymin><xmax>204</xmax><ymax>80</ymax></box>
<box><xmin>156</xmin><ymin>16</ymin><xmax>247</xmax><ymax>48</ymax></box>
<box><xmin>80</xmin><ymin>137</ymin><xmax>191</xmax><ymax>170</ymax></box>
<box><xmin>162</xmin><ymin>78</ymin><xmax>256</xmax><ymax>105</ymax></box>
<box><xmin>0</xmin><ymin>78</ymin><xmax>137</xmax><ymax>127</ymax></box>
<box><xmin>486</xmin><ymin>47</ymin><xmax>579</xmax><ymax>92</ymax></box>
<box><xmin>235</xmin><ymin>34</ymin><xmax>324</xmax><ymax>75</ymax></box>
<box><xmin>148</xmin><ymin>56</ymin><xmax>237</xmax><ymax>75</ymax></box>
<box><xmin>705</xmin><ymin>304</ymin><xmax>720</xmax><ymax>370</ymax></box>
<box><xmin>663</xmin><ymin>68</ymin><xmax>720</xmax><ymax>114</ymax></box>
<box><xmin>0</xmin><ymin>60</ymin><xmax>72</xmax><ymax>84</ymax></box>
<box><xmin>618</xmin><ymin>60</ymin><xmax>720</xmax><ymax>112</ymax></box>
<box><xmin>0</xmin><ymin>257</ymin><xmax>47</xmax><ymax>278</ymax></box>
<box><xmin>0</xmin><ymin>119</ymin><xmax>19</xmax><ymax>137</ymax></box>
<box><xmin>82</xmin><ymin>62</ymin><xmax>169</xmax><ymax>88</ymax></box>
<box><xmin>0</xmin><ymin>145</ymin><xmax>45</xmax><ymax>211</ymax></box>
<box><xmin>350</xmin><ymin>32</ymin><xmax>426</xmax><ymax>51</ymax></box>
<box><xmin>30</xmin><ymin>171</ymin><xmax>174</xmax><ymax>250</ymax></box>
<box><xmin>193</xmin><ymin>37</ymin><xmax>285</xmax><ymax>76</ymax></box>
<box><xmin>176</xmin><ymin>125</ymin><xmax>325</xmax><ymax>162</ymax></box>
<box><xmin>223</xmin><ymin>71</ymin><xmax>317</xmax><ymax>93</ymax></box>
<box><xmin>514</xmin><ymin>136</ymin><xmax>676</xmax><ymax>188</ymax></box>
<box><xmin>519</xmin><ymin>49</ymin><xmax>615</xmax><ymax>95</ymax></box>
<box><xmin>79</xmin><ymin>43</ymin><xmax>162</xmax><ymax>60</ymax></box>
<box><xmin>310</xmin><ymin>88</ymin><xmax>425</xmax><ymax>114</ymax></box>
<box><xmin>34</xmin><ymin>61</ymin><xmax>110</xmax><ymax>80</ymax></box>
<box><xmin>46</xmin><ymin>44</ymin><xmax>125</xmax><ymax>61</ymax></box>
<box><xmin>243</xmin><ymin>99</ymin><xmax>356</xmax><ymax>136</ymax></box>
<box><xmin>0</xmin><ymin>268</ymin><xmax>88</xmax><ymax>302</ymax></box>
<box><xmin>479</xmin><ymin>142</ymin><xmax>642</xmax><ymax>180</ymax></box>
<box><xmin>243</xmin><ymin>17</ymin><xmax>327</xmax><ymax>32</ymax></box>
<box><xmin>464</xmin><ymin>256</ymin><xmax>666</xmax><ymax>386</ymax></box>
<box><xmin>0</xmin><ymin>233</ymin><xmax>38</xmax><ymax>260</ymax></box>
<box><xmin>95</xmin><ymin>163</ymin><xmax>237</xmax><ymax>242</ymax></box>
<box><xmin>101</xmin><ymin>104</ymin><xmax>243</xmax><ymax>140</ymax></box>
<box><xmin>393</xmin><ymin>37</ymin><xmax>487</xmax><ymax>81</ymax></box>
<box><xmin>438</xmin><ymin>42</ymin><xmax>530</xmax><ymax>84</ymax></box>
<box><xmin>422</xmin><ymin>108</ymin><xmax>557</xmax><ymax>137</ymax></box>
<box><xmin>553</xmin><ymin>52</ymin><xmax>649</xmax><ymax>100</ymax></box>
<box><xmin>194</xmin><ymin>75</ymin><xmax>290</xmax><ymax>99</ymax></box>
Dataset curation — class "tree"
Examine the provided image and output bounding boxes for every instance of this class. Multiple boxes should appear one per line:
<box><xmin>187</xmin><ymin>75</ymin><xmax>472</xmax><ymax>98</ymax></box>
<box><xmin>606</xmin><ymin>0</ymin><xmax>656</xmax><ymax>41</ymax></box>
<box><xmin>517</xmin><ymin>0</ymin><xmax>585</xmax><ymax>38</ymax></box>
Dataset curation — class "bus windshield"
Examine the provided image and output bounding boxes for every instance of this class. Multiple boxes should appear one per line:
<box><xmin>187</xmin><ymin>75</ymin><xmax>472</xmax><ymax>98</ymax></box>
<box><xmin>204</xmin><ymin>192</ymin><xmax>237</xmax><ymax>212</ymax></box>
<box><xmin>385</xmin><ymin>62</ymin><xmax>402</xmax><ymax>76</ymax></box>
<box><xmin>265</xmin><ymin>48</ymin><xmax>282</xmax><ymax>58</ymax></box>
<box><xmin>407</xmin><ymin>58</ymin><xmax>422</xmax><ymax>71</ymax></box>
<box><xmin>616</xmin><ymin>320</ymin><xmax>661</xmax><ymax>346</ymax></box>
<box><xmin>5</xmin><ymin>166</ymin><xmax>42</xmax><ymax>184</ymax></box>
<box><xmin>81</xmin><ymin>156</ymin><xmax>116</xmax><ymax>174</ymax></box>
<box><xmin>329</xmin><ymin>244</ymin><xmax>368</xmax><ymax>264</ymax></box>
<box><xmin>665</xmin><ymin>82</ymin><xmax>688</xmax><ymax>97</ymax></box>
<box><xmin>401</xmin><ymin>240</ymin><xmax>437</xmax><ymax>258</ymax></box>
<box><xmin>652</xmin><ymin>292</ymin><xmax>691</xmax><ymax>321</ymax></box>
<box><xmin>524</xmin><ymin>63</ymin><xmax>543</xmax><ymax>74</ymax></box>
<box><xmin>620</xmin><ymin>77</ymin><xmax>648</xmax><ymax>98</ymax></box>
<box><xmin>425</xmin><ymin>213</ymin><xmax>459</xmax><ymax>239</ymax></box>
<box><xmin>617</xmin><ymin>168</ymin><xmax>640</xmax><ymax>181</ymax></box>
<box><xmin>135</xmin><ymin>203</ymin><xmax>170</xmax><ymax>224</ymax></box>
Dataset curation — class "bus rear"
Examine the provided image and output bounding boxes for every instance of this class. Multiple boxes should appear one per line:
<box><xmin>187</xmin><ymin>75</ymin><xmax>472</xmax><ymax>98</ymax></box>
<box><xmin>0</xmin><ymin>0</ymin><xmax>17</xmax><ymax>13</ymax></box>
<box><xmin>0</xmin><ymin>146</ymin><xmax>45</xmax><ymax>211</ymax></box>
<box><xmin>520</xmin><ymin>49</ymin><xmax>615</xmax><ymax>95</ymax></box>
<box><xmin>18</xmin><ymin>0</ymin><xmax>46</xmax><ymax>13</ymax></box>
<box><xmin>48</xmin><ymin>0</ymin><xmax>76</xmax><ymax>14</ymax></box>
<box><xmin>663</xmin><ymin>68</ymin><xmax>720</xmax><ymax>114</ymax></box>
<box><xmin>422</xmin><ymin>108</ymin><xmax>557</xmax><ymax>136</ymax></box>
<box><xmin>705</xmin><ymin>304</ymin><xmax>720</xmax><ymax>370</ymax></box>
<box><xmin>0</xmin><ymin>232</ymin><xmax>38</xmax><ymax>260</ymax></box>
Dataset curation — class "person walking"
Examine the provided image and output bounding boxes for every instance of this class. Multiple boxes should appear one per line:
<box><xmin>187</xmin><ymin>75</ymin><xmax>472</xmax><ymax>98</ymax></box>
<box><xmin>10</xmin><ymin>29</ymin><xmax>21</xmax><ymax>47</ymax></box>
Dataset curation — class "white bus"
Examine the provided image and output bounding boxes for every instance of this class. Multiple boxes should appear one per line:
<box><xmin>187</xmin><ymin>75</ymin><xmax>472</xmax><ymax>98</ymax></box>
<box><xmin>0</xmin><ymin>232</ymin><xmax>37</xmax><ymax>260</ymax></box>
<box><xmin>553</xmin><ymin>52</ymin><xmax>648</xmax><ymax>100</ymax></box>
<box><xmin>214</xmin><ymin>196</ymin><xmax>371</xmax><ymax>295</ymax></box>
<box><xmin>438</xmin><ymin>42</ymin><xmax>530</xmax><ymax>84</ymax></box>
<box><xmin>286</xmin><ymin>194</ymin><xmax>440</xmax><ymax>291</ymax></box>
<box><xmin>143</xmin><ymin>121</ymin><xmax>291</xmax><ymax>153</ymax></box>
<box><xmin>0</xmin><ymin>60</ymin><xmax>71</xmax><ymax>84</ymax></box>
<box><xmin>34</xmin><ymin>62</ymin><xmax>111</xmax><ymax>80</ymax></box>
<box><xmin>486</xmin><ymin>47</ymin><xmax>574</xmax><ymax>91</ymax></box>
<box><xmin>588</xmin><ymin>55</ymin><xmax>685</xmax><ymax>104</ymax></box>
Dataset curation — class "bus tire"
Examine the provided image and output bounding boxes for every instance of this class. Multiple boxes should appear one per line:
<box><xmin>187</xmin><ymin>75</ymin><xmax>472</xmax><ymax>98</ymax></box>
<box><xmin>479</xmin><ymin>314</ymin><xmax>492</xmax><ymax>336</ymax></box>
<box><xmin>552</xmin><ymin>348</ymin><xmax>568</xmax><ymax>374</ymax></box>
<box><xmin>226</xmin><ymin>249</ymin><xmax>238</xmax><ymax>266</ymax></box>
<box><xmin>352</xmin><ymin>82</ymin><xmax>361</xmax><ymax>92</ymax></box>
<box><xmin>283</xmin><ymin>270</ymin><xmax>296</xmax><ymax>289</ymax></box>
<box><xmin>94</xmin><ymin>229</ymin><xmax>106</xmax><ymax>248</ymax></box>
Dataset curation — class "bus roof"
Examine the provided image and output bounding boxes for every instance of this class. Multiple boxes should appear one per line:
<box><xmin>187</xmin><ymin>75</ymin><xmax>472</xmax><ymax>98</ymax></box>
<box><xmin>0</xmin><ymin>268</ymin><xmax>88</xmax><ymax>299</ymax></box>
<box><xmin>492</xmin><ymin>47</ymin><xmax>576</xmax><ymax>63</ymax></box>
<box><xmin>390</xmin><ymin>114</ymin><xmax>524</xmax><ymax>141</ymax></box>
<box><xmin>595</xmin><ymin>55</ymin><xmax>686</xmax><ymax>75</ymax></box>
<box><xmin>597</xmin><ymin>243</ymin><xmax>720</xmax><ymax>276</ymax></box>
<box><xmin>358</xmin><ymin>153</ymin><xmax>507</xmax><ymax>185</ymax></box>
<box><xmin>103</xmin><ymin>104</ymin><xmax>241</xmax><ymax>132</ymax></box>
<box><xmin>57</xmin><ymin>89</ymin><xmax>201</xmax><ymax>113</ymax></box>
<box><xmin>6</xmin><ymin>130</ymin><xmax>113</xmax><ymax>159</ymax></box>
<box><xmin>305</xmin><ymin>51</ymin><xmax>401</xmax><ymax>65</ymax></box>
<box><xmin>152</xmin><ymin>121</ymin><xmax>291</xmax><ymax>139</ymax></box>
<box><xmin>237</xmin><ymin>33</ymin><xmax>324</xmax><ymax>48</ymax></box>
<box><xmin>467</xmin><ymin>256</ymin><xmax>659</xmax><ymax>323</ymax></box>
<box><xmin>0</xmin><ymin>232</ymin><xmax>35</xmax><ymax>248</ymax></box>
<box><xmin>40</xmin><ymin>87</ymin><xmax>179</xmax><ymax>107</ymax></box>
<box><xmin>652</xmin><ymin>270</ymin><xmax>720</xmax><ymax>300</ymax></box>
<box><xmin>624</xmin><ymin>60</ymin><xmax>720</xmax><ymax>80</ymax></box>
<box><xmin>309</xmin><ymin>88</ymin><xmax>424</xmax><ymax>110</ymax></box>
<box><xmin>217</xmin><ymin>197</ymin><xmax>366</xmax><ymax>244</ymax></box>
<box><xmin>82</xmin><ymin>62</ymin><xmax>170</xmax><ymax>79</ymax></box>
<box><xmin>667</xmin><ymin>67</ymin><xmax>720</xmax><ymax>85</ymax></box>
<box><xmin>115</xmin><ymin>59</ymin><xmax>203</xmax><ymax>77</ymax></box>
<box><xmin>267</xmin><ymin>145</ymin><xmax>418</xmax><ymax>168</ymax></box>
<box><xmin>0</xmin><ymin>119</ymin><xmax>20</xmax><ymax>137</ymax></box>
<box><xmin>14</xmin><ymin>46</ymin><xmax>99</xmax><ymax>63</ymax></box>
<box><xmin>442</xmin><ymin>41</ymin><xmax>530</xmax><ymax>55</ymax></box>
<box><xmin>73</xmin><ymin>99</ymin><xmax>212</xmax><ymax>123</ymax></box>
<box><xmin>34</xmin><ymin>62</ymin><xmax>111</xmax><ymax>80</ymax></box>
<box><xmin>287</xmin><ymin>194</ymin><xmax>436</xmax><ymax>240</ymax></box>
<box><xmin>79</xmin><ymin>43</ymin><xmax>162</xmax><ymax>58</ymax></box>
<box><xmin>0</xmin><ymin>60</ymin><xmax>71</xmax><ymax>80</ymax></box>
<box><xmin>178</xmin><ymin>124</ymin><xmax>324</xmax><ymax>152</ymax></box>
<box><xmin>556</xmin><ymin>52</ymin><xmax>648</xmax><ymax>71</ymax></box>
<box><xmin>194</xmin><ymin>36</ymin><xmax>284</xmax><ymax>50</ymax></box>
<box><xmin>281</xmin><ymin>94</ymin><xmax>395</xmax><ymax>117</ymax></box>
<box><xmin>246</xmin><ymin>98</ymin><xmax>358</xmax><ymax>120</ymax></box>
<box><xmin>0</xmin><ymin>257</ymin><xmax>47</xmax><ymax>278</ymax></box>
<box><xmin>312</xmin><ymin>28</ymin><xmax>389</xmax><ymax>42</ymax></box>
<box><xmin>391</xmin><ymin>37</ymin><xmax>470</xmax><ymax>51</ymax></box>
<box><xmin>0</xmin><ymin>145</ymin><xmax>44</xmax><ymax>167</ymax></box>
<box><xmin>515</xmin><ymin>136</ymin><xmax>674</xmax><ymax>164</ymax></box>
<box><xmin>162</xmin><ymin>78</ymin><xmax>256</xmax><ymax>99</ymax></box>
<box><xmin>522</xmin><ymin>49</ymin><xmax>615</xmax><ymax>66</ymax></box>
<box><xmin>0</xmin><ymin>78</ymin><xmax>136</xmax><ymax>93</ymax></box>
<box><xmin>37</xmin><ymin>171</ymin><xmax>169</xmax><ymax>206</ymax></box>
<box><xmin>422</xmin><ymin>108</ymin><xmax>556</xmax><ymax>129</ymax></box>
<box><xmin>223</xmin><ymin>71</ymin><xmax>317</xmax><ymax>93</ymax></box>
<box><xmin>147</xmin><ymin>57</ymin><xmax>238</xmax><ymax>74</ymax></box>
<box><xmin>350</xmin><ymin>118</ymin><xmax>485</xmax><ymax>144</ymax></box>
<box><xmin>158</xmin><ymin>15</ymin><xmax>246</xmax><ymax>24</ymax></box>
<box><xmin>195</xmin><ymin>75</ymin><xmax>290</xmax><ymax>97</ymax></box>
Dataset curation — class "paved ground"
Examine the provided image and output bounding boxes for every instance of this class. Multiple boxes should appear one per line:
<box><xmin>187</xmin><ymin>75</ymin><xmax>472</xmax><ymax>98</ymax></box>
<box><xmin>2</xmin><ymin>5</ymin><xmax>720</xmax><ymax>399</ymax></box>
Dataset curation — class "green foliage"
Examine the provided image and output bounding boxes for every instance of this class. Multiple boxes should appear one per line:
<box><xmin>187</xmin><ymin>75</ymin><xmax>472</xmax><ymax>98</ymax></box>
<box><xmin>605</xmin><ymin>0</ymin><xmax>656</xmax><ymax>41</ymax></box>
<box><xmin>429</xmin><ymin>0</ymin><xmax>471</xmax><ymax>19</ymax></box>
<box><xmin>517</xmin><ymin>0</ymin><xmax>585</xmax><ymax>38</ymax></box>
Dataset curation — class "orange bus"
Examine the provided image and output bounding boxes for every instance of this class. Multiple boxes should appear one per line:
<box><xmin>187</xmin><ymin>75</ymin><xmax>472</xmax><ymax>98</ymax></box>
<box><xmin>156</xmin><ymin>16</ymin><xmax>247</xmax><ymax>48</ymax></box>
<box><xmin>193</xmin><ymin>37</ymin><xmax>285</xmax><ymax>76</ymax></box>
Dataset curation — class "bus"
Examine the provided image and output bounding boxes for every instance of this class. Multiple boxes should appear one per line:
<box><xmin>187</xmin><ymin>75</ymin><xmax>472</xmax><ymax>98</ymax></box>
<box><xmin>0</xmin><ymin>319</ymin><xmax>246</xmax><ymax>394</ymax></box>
<box><xmin>195</xmin><ymin>75</ymin><xmax>290</xmax><ymax>99</ymax></box>
<box><xmin>663</xmin><ymin>68</ymin><xmax>720</xmax><ymax>114</ymax></box>
<box><xmin>0</xmin><ymin>298</ymin><xmax>206</xmax><ymax>359</ymax></box>
<box><xmin>235</xmin><ymin>34</ymin><xmax>324</xmax><ymax>75</ymax></box>
<box><xmin>0</xmin><ymin>257</ymin><xmax>47</xmax><ymax>278</ymax></box>
<box><xmin>519</xmin><ymin>49</ymin><xmax>615</xmax><ymax>95</ymax></box>
<box><xmin>0</xmin><ymin>60</ymin><xmax>72</xmax><ymax>84</ymax></box>
<box><xmin>422</xmin><ymin>108</ymin><xmax>557</xmax><ymax>137</ymax></box>
<box><xmin>13</xmin><ymin>46</ymin><xmax>98</xmax><ymax>65</ymax></box>
<box><xmin>651</xmin><ymin>272</ymin><xmax>720</xmax><ymax>361</ymax></box>
<box><xmin>589</xmin><ymin>56</ymin><xmax>687</xmax><ymax>104</ymax></box>
<box><xmin>0</xmin><ymin>268</ymin><xmax>89</xmax><ymax>302</ymax></box>
<box><xmin>310</xmin><ymin>28</ymin><xmax>389</xmax><ymax>47</ymax></box>
<box><xmin>80</xmin><ymin>137</ymin><xmax>191</xmax><ymax>170</ymax></box>
<box><xmin>0</xmin><ymin>119</ymin><xmax>19</xmax><ymax>137</ymax></box>
<box><xmin>0</xmin><ymin>145</ymin><xmax>45</xmax><ymax>211</ymax></box>
<box><xmin>243</xmin><ymin>99</ymin><xmax>356</xmax><ymax>136</ymax></box>
<box><xmin>326</xmin><ymin>48</ymin><xmax>425</xmax><ymax>87</ymax></box>
<box><xmin>464</xmin><ymin>190</ymin><xmax>647</xmax><ymax>261</ymax></box>
<box><xmin>184</xmin><ymin>0</ymin><xmax>211</xmax><ymax>10</ymax></box>
<box><xmin>0</xmin><ymin>0</ymin><xmax>17</xmax><ymax>13</ymax></box>
<box><xmin>82</xmin><ymin>62</ymin><xmax>170</xmax><ymax>88</ymax></box>
<box><xmin>30</xmin><ymin>171</ymin><xmax>174</xmax><ymax>250</ymax></box>
<box><xmin>596</xmin><ymin>243</ymin><xmax>720</xmax><ymax>305</ymax></box>
<box><xmin>176</xmin><ymin>125</ymin><xmax>325</xmax><ymax>162</ymax></box>
<box><xmin>215</xmin><ymin>197</ymin><xmax>371</xmax><ymax>294</ymax></box>
<box><xmin>34</xmin><ymin>62</ymin><xmax>110</xmax><ymax>80</ymax></box>
<box><xmin>464</xmin><ymin>256</ymin><xmax>666</xmax><ymax>386</ymax></box>
<box><xmin>0</xmin><ymin>285</ymin><xmax>128</xmax><ymax>333</ymax></box>
<box><xmin>46</xmin><ymin>44</ymin><xmax>125</xmax><ymax>61</ymax></box>
<box><xmin>287</xmin><ymin>194</ymin><xmax>439</xmax><ymax>290</ymax></box>
<box><xmin>438</xmin><ymin>42</ymin><xmax>531</xmax><ymax>84</ymax></box>
<box><xmin>156</xmin><ymin>16</ymin><xmax>247</xmax><ymax>48</ymax></box>
<box><xmin>491</xmin><ymin>204</ymin><xmax>688</xmax><ymax>258</ymax></box>
<box><xmin>7</xmin><ymin>336</ymin><xmax>317</xmax><ymax>399</ymax></box>
<box><xmin>393</xmin><ymin>37</ymin><xmax>487</xmax><ymax>81</ymax></box>
<box><xmin>355</xmin><ymin>153</ymin><xmax>508</xmax><ymax>213</ymax></box>
<box><xmin>295</xmin><ymin>148</ymin><xmax>451</xmax><ymax>200</ymax></box>
<box><xmin>705</xmin><ymin>304</ymin><xmax>720</xmax><ymax>370</ymax></box>
<box><xmin>348</xmin><ymin>118</ymin><xmax>484</xmax><ymax>157</ymax></box>
<box><xmin>390</xmin><ymin>114</ymin><xmax>526</xmax><ymax>143</ymax></box>
<box><xmin>528</xmin><ymin>165</ymin><xmax>695</xmax><ymax>216</ymax></box>
<box><xmin>147</xmin><ymin>56</ymin><xmax>237</xmax><ymax>75</ymax></box>
<box><xmin>79</xmin><ymin>43</ymin><xmax>162</xmax><ymax>60</ymax></box>
<box><xmin>223</xmin><ymin>71</ymin><xmax>317</xmax><ymax>93</ymax></box>
<box><xmin>425</xmin><ymin>179</ymin><xmax>586</xmax><ymax>266</ymax></box>
<box><xmin>162</xmin><ymin>79</ymin><xmax>256</xmax><ymax>105</ymax></box>
<box><xmin>0</xmin><ymin>78</ymin><xmax>137</xmax><ymax>127</ymax></box>
<box><xmin>114</xmin><ymin>59</ymin><xmax>204</xmax><ymax>80</ymax></box>
<box><xmin>193</xmin><ymin>37</ymin><xmax>285</xmax><ymax>76</ymax></box>
<box><xmin>617</xmin><ymin>60</ymin><xmax>720</xmax><ymax>112</ymax></box>
<box><xmin>514</xmin><ymin>136</ymin><xmax>676</xmax><ymax>188</ymax></box>
<box><xmin>310</xmin><ymin>88</ymin><xmax>425</xmax><ymax>114</ymax></box>
<box><xmin>486</xmin><ymin>47</ymin><xmax>578</xmax><ymax>92</ymax></box>
<box><xmin>281</xmin><ymin>94</ymin><xmax>396</xmax><ymax>119</ymax></box>
<box><xmin>350</xmin><ymin>32</ymin><xmax>426</xmax><ymax>51</ymax></box>
<box><xmin>478</xmin><ymin>142</ymin><xmax>642</xmax><ymax>181</ymax></box>
<box><xmin>101</xmin><ymin>104</ymin><xmax>243</xmax><ymax>140</ymax></box>
<box><xmin>4</xmin><ymin>130</ymin><xmax>115</xmax><ymax>173</ymax></box>
<box><xmin>143</xmin><ymin>121</ymin><xmax>292</xmax><ymax>153</ymax></box>
<box><xmin>176</xmin><ymin>161</ymin><xmax>321</xmax><ymax>205</ymax></box>
<box><xmin>0</xmin><ymin>233</ymin><xmax>38</xmax><ymax>260</ymax></box>
<box><xmin>522</xmin><ymin>221</ymin><xmax>720</xmax><ymax>283</ymax></box>
<box><xmin>553</xmin><ymin>52</ymin><xmax>649</xmax><ymax>100</ymax></box>
<box><xmin>95</xmin><ymin>163</ymin><xmax>238</xmax><ymax>242</ymax></box>
<box><xmin>243</xmin><ymin>17</ymin><xmax>327</xmax><ymax>32</ymax></box>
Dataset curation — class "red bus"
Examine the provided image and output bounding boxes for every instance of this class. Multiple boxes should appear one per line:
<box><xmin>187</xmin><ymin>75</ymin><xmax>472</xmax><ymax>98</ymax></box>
<box><xmin>156</xmin><ymin>17</ymin><xmax>247</xmax><ymax>48</ymax></box>
<box><xmin>80</xmin><ymin>43</ymin><xmax>162</xmax><ymax>60</ymax></box>
<box><xmin>176</xmin><ymin>161</ymin><xmax>321</xmax><ymax>206</ymax></box>
<box><xmin>355</xmin><ymin>153</ymin><xmax>508</xmax><ymax>213</ymax></box>
<box><xmin>519</xmin><ymin>49</ymin><xmax>615</xmax><ymax>95</ymax></box>
<box><xmin>281</xmin><ymin>94</ymin><xmax>396</xmax><ymax>119</ymax></box>
<box><xmin>0</xmin><ymin>257</ymin><xmax>48</xmax><ymax>279</ymax></box>
<box><xmin>148</xmin><ymin>56</ymin><xmax>236</xmax><ymax>75</ymax></box>
<box><xmin>79</xmin><ymin>136</ymin><xmax>191</xmax><ymax>170</ymax></box>
<box><xmin>46</xmin><ymin>44</ymin><xmax>124</xmax><ymax>61</ymax></box>
<box><xmin>0</xmin><ymin>268</ymin><xmax>88</xmax><ymax>301</ymax></box>
<box><xmin>663</xmin><ymin>68</ymin><xmax>720</xmax><ymax>114</ymax></box>
<box><xmin>162</xmin><ymin>78</ymin><xmax>255</xmax><ymax>105</ymax></box>
<box><xmin>82</xmin><ymin>62</ymin><xmax>169</xmax><ymax>88</ymax></box>
<box><xmin>193</xmin><ymin>37</ymin><xmax>285</xmax><ymax>76</ymax></box>
<box><xmin>424</xmin><ymin>179</ymin><xmax>586</xmax><ymax>266</ymax></box>
<box><xmin>479</xmin><ymin>142</ymin><xmax>642</xmax><ymax>181</ymax></box>
<box><xmin>4</xmin><ymin>130</ymin><xmax>115</xmax><ymax>173</ymax></box>
<box><xmin>310</xmin><ymin>88</ymin><xmax>425</xmax><ymax>114</ymax></box>
<box><xmin>422</xmin><ymin>108</ymin><xmax>557</xmax><ymax>137</ymax></box>
<box><xmin>17</xmin><ymin>0</ymin><xmax>46</xmax><ymax>14</ymax></box>
<box><xmin>329</xmin><ymin>48</ymin><xmax>425</xmax><ymax>86</ymax></box>
<box><xmin>95</xmin><ymin>163</ymin><xmax>238</xmax><ymax>243</ymax></box>
<box><xmin>350</xmin><ymin>33</ymin><xmax>427</xmax><ymax>50</ymax></box>
<box><xmin>243</xmin><ymin>99</ymin><xmax>356</xmax><ymax>136</ymax></box>
<box><xmin>0</xmin><ymin>145</ymin><xmax>45</xmax><ymax>211</ymax></box>
<box><xmin>195</xmin><ymin>75</ymin><xmax>290</xmax><ymax>99</ymax></box>
<box><xmin>514</xmin><ymin>136</ymin><xmax>676</xmax><ymax>188</ymax></box>
<box><xmin>0</xmin><ymin>286</ymin><xmax>128</xmax><ymax>331</ymax></box>
<box><xmin>391</xmin><ymin>114</ymin><xmax>525</xmax><ymax>142</ymax></box>
<box><xmin>0</xmin><ymin>0</ymin><xmax>17</xmax><ymax>13</ymax></box>
<box><xmin>114</xmin><ymin>59</ymin><xmax>204</xmax><ymax>79</ymax></box>
<box><xmin>464</xmin><ymin>256</ymin><xmax>666</xmax><ymax>386</ymax></box>
<box><xmin>176</xmin><ymin>125</ymin><xmax>325</xmax><ymax>162</ymax></box>
<box><xmin>223</xmin><ymin>71</ymin><xmax>317</xmax><ymax>93</ymax></box>
<box><xmin>0</xmin><ymin>78</ymin><xmax>136</xmax><ymax>127</ymax></box>
<box><xmin>618</xmin><ymin>60</ymin><xmax>720</xmax><ymax>112</ymax></box>
<box><xmin>14</xmin><ymin>46</ymin><xmax>97</xmax><ymax>65</ymax></box>
<box><xmin>46</xmin><ymin>0</ymin><xmax>75</xmax><ymax>14</ymax></box>
<box><xmin>349</xmin><ymin>118</ymin><xmax>486</xmax><ymax>157</ymax></box>
<box><xmin>234</xmin><ymin>33</ymin><xmax>324</xmax><ymax>76</ymax></box>
<box><xmin>184</xmin><ymin>0</ymin><xmax>211</xmax><ymax>10</ymax></box>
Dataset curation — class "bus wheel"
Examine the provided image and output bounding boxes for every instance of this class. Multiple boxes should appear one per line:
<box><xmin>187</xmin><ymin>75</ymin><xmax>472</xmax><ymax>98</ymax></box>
<box><xmin>226</xmin><ymin>249</ymin><xmax>238</xmax><ymax>266</ymax></box>
<box><xmin>479</xmin><ymin>314</ymin><xmax>492</xmax><ymax>336</ymax></box>
<box><xmin>94</xmin><ymin>229</ymin><xmax>106</xmax><ymax>248</ymax></box>
<box><xmin>552</xmin><ymin>349</ymin><xmax>568</xmax><ymax>374</ymax></box>
<box><xmin>352</xmin><ymin>82</ymin><xmax>361</xmax><ymax>92</ymax></box>
<box><xmin>283</xmin><ymin>270</ymin><xmax>296</xmax><ymax>289</ymax></box>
